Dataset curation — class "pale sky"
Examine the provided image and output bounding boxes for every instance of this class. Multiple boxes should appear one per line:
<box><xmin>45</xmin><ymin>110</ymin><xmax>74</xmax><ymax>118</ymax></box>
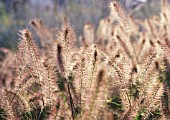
<box><xmin>136</xmin><ymin>0</ymin><xmax>147</xmax><ymax>3</ymax></box>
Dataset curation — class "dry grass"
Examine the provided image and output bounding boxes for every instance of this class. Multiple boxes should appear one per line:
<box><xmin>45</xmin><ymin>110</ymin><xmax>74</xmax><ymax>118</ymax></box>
<box><xmin>1</xmin><ymin>0</ymin><xmax>170</xmax><ymax>120</ymax></box>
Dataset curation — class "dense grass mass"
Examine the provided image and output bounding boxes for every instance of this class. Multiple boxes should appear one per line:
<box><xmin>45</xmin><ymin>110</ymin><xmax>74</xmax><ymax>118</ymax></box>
<box><xmin>1</xmin><ymin>0</ymin><xmax>170</xmax><ymax>120</ymax></box>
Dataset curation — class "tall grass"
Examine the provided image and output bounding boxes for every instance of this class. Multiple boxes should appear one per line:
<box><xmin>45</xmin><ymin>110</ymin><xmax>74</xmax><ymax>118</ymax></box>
<box><xmin>0</xmin><ymin>0</ymin><xmax>170</xmax><ymax>119</ymax></box>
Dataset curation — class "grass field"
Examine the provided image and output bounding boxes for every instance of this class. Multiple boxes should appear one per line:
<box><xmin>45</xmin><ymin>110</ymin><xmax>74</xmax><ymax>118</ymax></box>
<box><xmin>0</xmin><ymin>0</ymin><xmax>170</xmax><ymax>120</ymax></box>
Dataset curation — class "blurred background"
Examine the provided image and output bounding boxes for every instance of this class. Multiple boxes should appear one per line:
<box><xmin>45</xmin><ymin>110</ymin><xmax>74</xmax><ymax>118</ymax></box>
<box><xmin>0</xmin><ymin>0</ymin><xmax>164</xmax><ymax>50</ymax></box>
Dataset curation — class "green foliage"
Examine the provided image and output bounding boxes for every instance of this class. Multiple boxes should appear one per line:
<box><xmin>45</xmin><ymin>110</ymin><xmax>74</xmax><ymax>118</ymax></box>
<box><xmin>38</xmin><ymin>106</ymin><xmax>51</xmax><ymax>120</ymax></box>
<box><xmin>0</xmin><ymin>4</ymin><xmax>11</xmax><ymax>28</ymax></box>
<box><xmin>0</xmin><ymin>108</ymin><xmax>7</xmax><ymax>120</ymax></box>
<box><xmin>148</xmin><ymin>110</ymin><xmax>161</xmax><ymax>119</ymax></box>
<box><xmin>73</xmin><ymin>106</ymin><xmax>81</xmax><ymax>118</ymax></box>
<box><xmin>135</xmin><ymin>109</ymin><xmax>145</xmax><ymax>120</ymax></box>
<box><xmin>129</xmin><ymin>82</ymin><xmax>140</xmax><ymax>100</ymax></box>
<box><xmin>159</xmin><ymin>69</ymin><xmax>170</xmax><ymax>89</ymax></box>
<box><xmin>0</xmin><ymin>3</ymin><xmax>21</xmax><ymax>50</ymax></box>
<box><xmin>56</xmin><ymin>74</ymin><xmax>66</xmax><ymax>91</ymax></box>
<box><xmin>22</xmin><ymin>106</ymin><xmax>51</xmax><ymax>120</ymax></box>
<box><xmin>29</xmin><ymin>83</ymin><xmax>41</xmax><ymax>94</ymax></box>
<box><xmin>106</xmin><ymin>96</ymin><xmax>123</xmax><ymax>111</ymax></box>
<box><xmin>164</xmin><ymin>70</ymin><xmax>170</xmax><ymax>90</ymax></box>
<box><xmin>135</xmin><ymin>109</ymin><xmax>161</xmax><ymax>120</ymax></box>
<box><xmin>22</xmin><ymin>111</ymin><xmax>32</xmax><ymax>120</ymax></box>
<box><xmin>67</xmin><ymin>74</ymin><xmax>74</xmax><ymax>82</ymax></box>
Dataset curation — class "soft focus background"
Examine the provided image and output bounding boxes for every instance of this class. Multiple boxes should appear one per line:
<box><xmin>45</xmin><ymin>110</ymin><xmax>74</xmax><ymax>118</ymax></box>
<box><xmin>0</xmin><ymin>0</ymin><xmax>164</xmax><ymax>50</ymax></box>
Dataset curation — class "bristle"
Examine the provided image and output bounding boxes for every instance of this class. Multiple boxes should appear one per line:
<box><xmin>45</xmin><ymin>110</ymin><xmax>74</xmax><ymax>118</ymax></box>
<box><xmin>0</xmin><ymin>89</ymin><xmax>15</xmax><ymax>120</ymax></box>
<box><xmin>2</xmin><ymin>0</ymin><xmax>170</xmax><ymax>119</ymax></box>
<box><xmin>94</xmin><ymin>50</ymin><xmax>98</xmax><ymax>62</ymax></box>
<box><xmin>116</xmin><ymin>35</ymin><xmax>132</xmax><ymax>60</ymax></box>
<box><xmin>19</xmin><ymin>29</ymin><xmax>40</xmax><ymax>61</ymax></box>
<box><xmin>96</xmin><ymin>69</ymin><xmax>104</xmax><ymax>86</ymax></box>
<box><xmin>110</xmin><ymin>0</ymin><xmax>130</xmax><ymax>33</ymax></box>
<box><xmin>57</xmin><ymin>44</ymin><xmax>64</xmax><ymax>72</ymax></box>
